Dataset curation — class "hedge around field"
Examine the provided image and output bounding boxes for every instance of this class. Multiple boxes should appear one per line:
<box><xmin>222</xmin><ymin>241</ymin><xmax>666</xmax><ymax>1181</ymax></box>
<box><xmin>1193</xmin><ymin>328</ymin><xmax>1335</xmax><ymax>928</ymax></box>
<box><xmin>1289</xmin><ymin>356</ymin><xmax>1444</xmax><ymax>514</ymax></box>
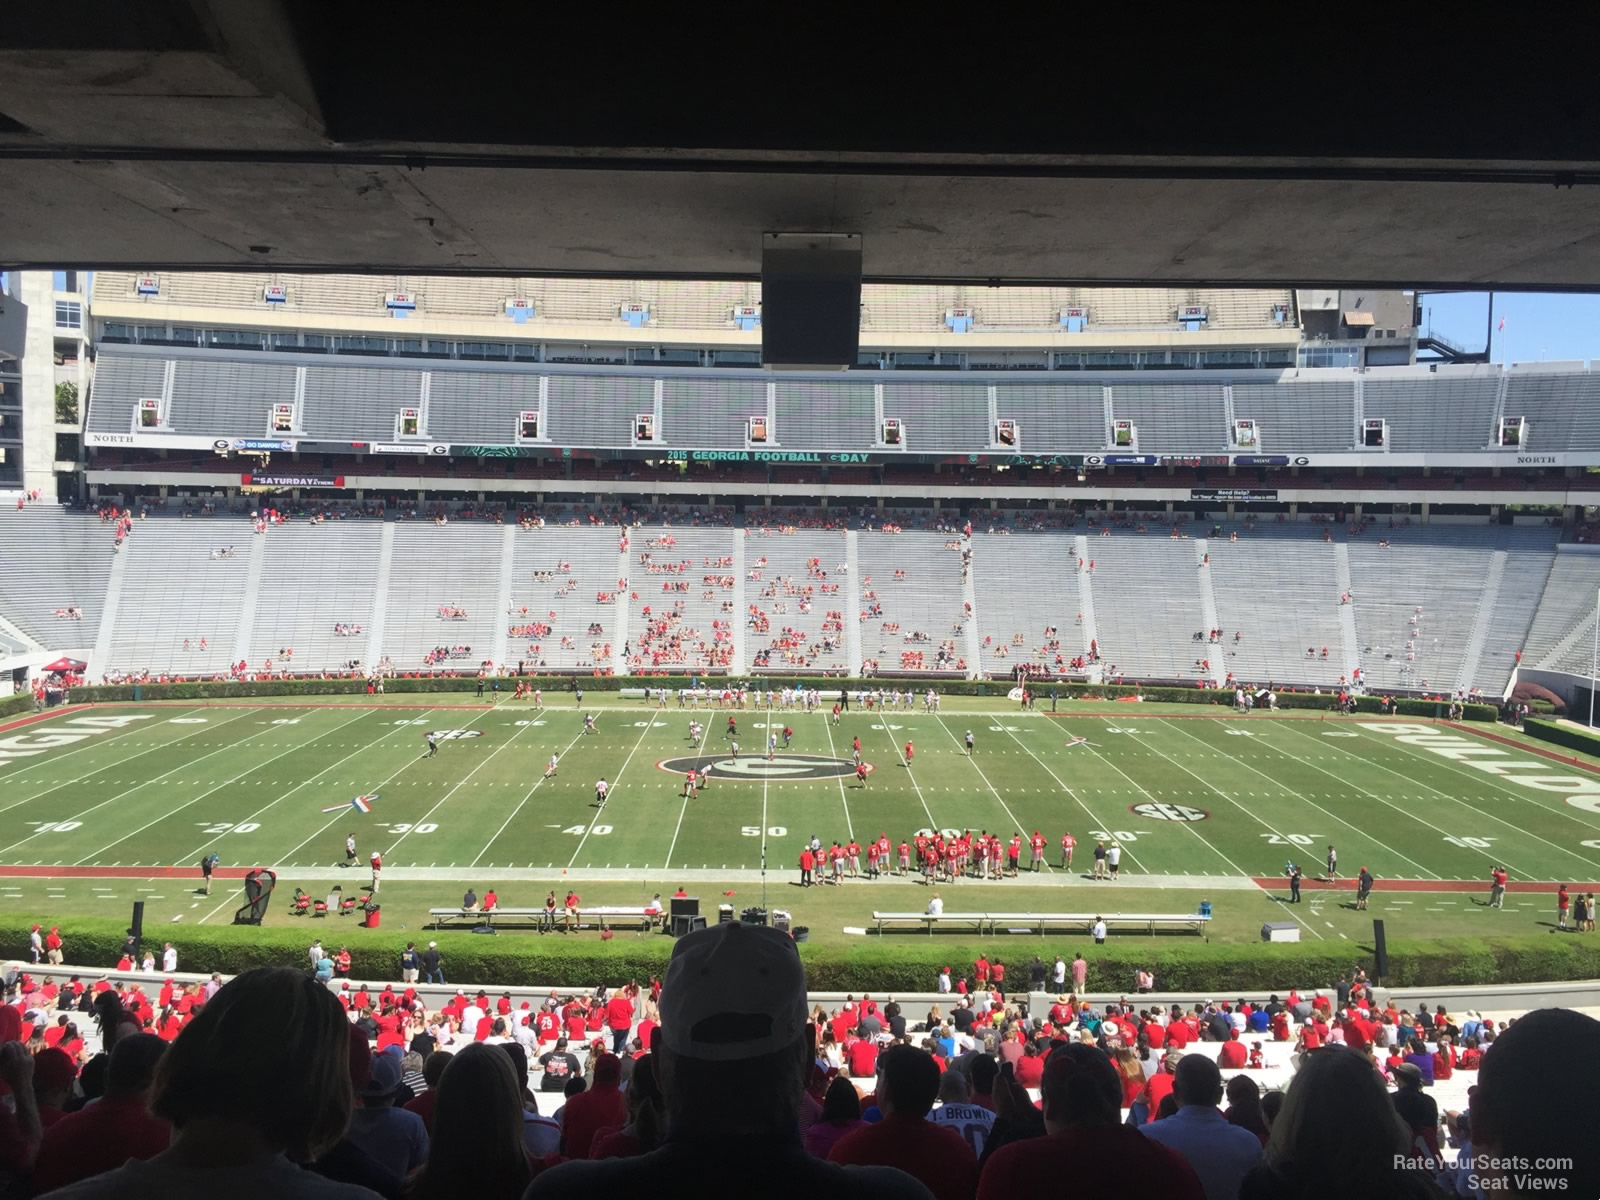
<box><xmin>11</xmin><ymin>918</ymin><xmax>1596</xmax><ymax>993</ymax></box>
<box><xmin>65</xmin><ymin>677</ymin><xmax>1496</xmax><ymax>721</ymax></box>
<box><xmin>1522</xmin><ymin>717</ymin><xmax>1600</xmax><ymax>757</ymax></box>
<box><xmin>0</xmin><ymin>694</ymin><xmax>34</xmax><ymax>720</ymax></box>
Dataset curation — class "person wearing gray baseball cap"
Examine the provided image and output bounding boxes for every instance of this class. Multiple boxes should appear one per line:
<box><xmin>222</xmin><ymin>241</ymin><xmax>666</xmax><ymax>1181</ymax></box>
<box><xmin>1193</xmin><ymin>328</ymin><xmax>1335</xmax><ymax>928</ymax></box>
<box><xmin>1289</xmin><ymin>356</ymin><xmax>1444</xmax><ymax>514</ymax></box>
<box><xmin>525</xmin><ymin>921</ymin><xmax>930</xmax><ymax>1199</ymax></box>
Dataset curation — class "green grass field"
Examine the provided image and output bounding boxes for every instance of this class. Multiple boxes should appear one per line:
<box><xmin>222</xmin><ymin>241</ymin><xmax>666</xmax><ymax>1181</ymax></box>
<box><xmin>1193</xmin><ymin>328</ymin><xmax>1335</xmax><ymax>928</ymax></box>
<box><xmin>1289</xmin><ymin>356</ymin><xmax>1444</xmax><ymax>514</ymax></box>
<box><xmin>2</xmin><ymin>696</ymin><xmax>1598</xmax><ymax>952</ymax></box>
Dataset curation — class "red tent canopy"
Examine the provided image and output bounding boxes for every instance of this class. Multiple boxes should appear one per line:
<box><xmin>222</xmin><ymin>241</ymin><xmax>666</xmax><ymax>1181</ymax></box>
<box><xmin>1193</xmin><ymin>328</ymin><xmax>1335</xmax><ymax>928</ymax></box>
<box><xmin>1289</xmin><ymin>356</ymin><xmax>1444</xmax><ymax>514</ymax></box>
<box><xmin>43</xmin><ymin>657</ymin><xmax>87</xmax><ymax>673</ymax></box>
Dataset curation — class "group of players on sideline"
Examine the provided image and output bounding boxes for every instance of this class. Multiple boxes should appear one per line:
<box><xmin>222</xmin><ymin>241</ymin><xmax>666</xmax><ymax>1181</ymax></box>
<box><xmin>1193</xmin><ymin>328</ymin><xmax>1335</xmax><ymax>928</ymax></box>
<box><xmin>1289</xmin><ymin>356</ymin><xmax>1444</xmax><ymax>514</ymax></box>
<box><xmin>0</xmin><ymin>923</ymin><xmax>1592</xmax><ymax>1199</ymax></box>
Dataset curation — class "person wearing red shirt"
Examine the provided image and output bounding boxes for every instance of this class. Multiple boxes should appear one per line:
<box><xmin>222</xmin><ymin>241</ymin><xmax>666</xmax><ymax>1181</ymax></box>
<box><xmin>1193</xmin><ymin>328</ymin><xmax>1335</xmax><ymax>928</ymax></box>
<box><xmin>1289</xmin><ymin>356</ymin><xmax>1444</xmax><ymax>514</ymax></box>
<box><xmin>974</xmin><ymin>956</ymin><xmax>990</xmax><ymax>985</ymax></box>
<box><xmin>31</xmin><ymin>1048</ymin><xmax>75</xmax><ymax>1129</ymax></box>
<box><xmin>158</xmin><ymin>979</ymin><xmax>175</xmax><ymax>1010</ymax></box>
<box><xmin>1432</xmin><ymin>1035</ymin><xmax>1456</xmax><ymax>1081</ymax></box>
<box><xmin>1141</xmin><ymin>1051</ymin><xmax>1181</xmax><ymax>1118</ymax></box>
<box><xmin>799</xmin><ymin>847</ymin><xmax>815</xmax><ymax>887</ymax></box>
<box><xmin>1030</xmin><ymin>831</ymin><xmax>1046</xmax><ymax>872</ymax></box>
<box><xmin>1164</xmin><ymin>1017</ymin><xmax>1192</xmax><ymax>1049</ymax></box>
<box><xmin>829</xmin><ymin>1045</ymin><xmax>976</xmax><ymax>1200</ymax></box>
<box><xmin>562</xmin><ymin>1052</ymin><xmax>628</xmax><ymax>1158</ymax></box>
<box><xmin>830</xmin><ymin>1004</ymin><xmax>856</xmax><ymax>1046</ymax></box>
<box><xmin>535</xmin><ymin>1008</ymin><xmax>561</xmax><ymax>1045</ymax></box>
<box><xmin>1271</xmin><ymin>1010</ymin><xmax>1292</xmax><ymax>1042</ymax></box>
<box><xmin>636</xmin><ymin>1016</ymin><xmax>657</xmax><ymax>1053</ymax></box>
<box><xmin>605</xmin><ymin>990</ymin><xmax>635</xmax><ymax>1055</ymax></box>
<box><xmin>481</xmin><ymin>888</ymin><xmax>498</xmax><ymax>912</ymax></box>
<box><xmin>846</xmin><ymin>1033</ymin><xmax>878</xmax><ymax>1079</ymax></box>
<box><xmin>1049</xmin><ymin>997</ymin><xmax>1075</xmax><ymax>1026</ymax></box>
<box><xmin>1143</xmin><ymin>1017</ymin><xmax>1166</xmax><ymax>1047</ymax></box>
<box><xmin>1341</xmin><ymin>1008</ymin><xmax>1377</xmax><ymax>1051</ymax></box>
<box><xmin>496</xmin><ymin>991</ymin><xmax>513</xmax><ymax>1016</ymax></box>
<box><xmin>564</xmin><ymin>1009</ymin><xmax>587</xmax><ymax>1042</ymax></box>
<box><xmin>1014</xmin><ymin>1045</ymin><xmax>1044</xmax><ymax>1089</ymax></box>
<box><xmin>980</xmin><ymin>1044</ymin><xmax>1202</xmax><ymax>1199</ymax></box>
<box><xmin>1218</xmin><ymin>1030</ymin><xmax>1248</xmax><ymax>1068</ymax></box>
<box><xmin>351</xmin><ymin>984</ymin><xmax>370</xmax><ymax>1012</ymax></box>
<box><xmin>990</xmin><ymin>960</ymin><xmax>1006</xmax><ymax>998</ymax></box>
<box><xmin>30</xmin><ymin>1032</ymin><xmax>171</xmax><ymax>1194</ymax></box>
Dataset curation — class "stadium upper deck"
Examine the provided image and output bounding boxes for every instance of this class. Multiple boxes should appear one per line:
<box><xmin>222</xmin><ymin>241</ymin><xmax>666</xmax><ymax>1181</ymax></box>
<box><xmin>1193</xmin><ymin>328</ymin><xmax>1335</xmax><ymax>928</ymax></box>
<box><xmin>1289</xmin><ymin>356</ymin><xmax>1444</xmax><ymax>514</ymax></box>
<box><xmin>91</xmin><ymin>271</ymin><xmax>1301</xmax><ymax>352</ymax></box>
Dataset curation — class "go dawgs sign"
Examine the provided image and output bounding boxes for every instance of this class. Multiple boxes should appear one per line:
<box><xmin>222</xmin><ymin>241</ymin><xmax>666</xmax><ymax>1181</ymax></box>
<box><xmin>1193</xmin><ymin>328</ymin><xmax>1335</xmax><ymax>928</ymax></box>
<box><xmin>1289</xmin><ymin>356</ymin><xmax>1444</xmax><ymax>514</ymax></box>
<box><xmin>1367</xmin><ymin>723</ymin><xmax>1600</xmax><ymax>815</ymax></box>
<box><xmin>0</xmin><ymin>713</ymin><xmax>153</xmax><ymax>763</ymax></box>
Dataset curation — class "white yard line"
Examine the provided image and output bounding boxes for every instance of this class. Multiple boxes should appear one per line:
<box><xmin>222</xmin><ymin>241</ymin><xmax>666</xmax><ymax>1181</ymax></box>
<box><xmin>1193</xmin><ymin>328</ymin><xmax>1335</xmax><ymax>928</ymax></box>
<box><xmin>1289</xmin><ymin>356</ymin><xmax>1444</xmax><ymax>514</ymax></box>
<box><xmin>659</xmin><ymin>721</ymin><xmax>715</xmax><ymax>870</ymax></box>
<box><xmin>995</xmin><ymin>720</ymin><xmax>1152</xmax><ymax>873</ymax></box>
<box><xmin>873</xmin><ymin>714</ymin><xmax>940</xmax><ymax>833</ymax></box>
<box><xmin>385</xmin><ymin>711</ymin><xmax>545</xmax><ymax>861</ymax></box>
<box><xmin>1153</xmin><ymin>718</ymin><xmax>1443</xmax><ymax>879</ymax></box>
<box><xmin>0</xmin><ymin>709</ymin><xmax>273</xmax><ymax>856</ymax></box>
<box><xmin>932</xmin><ymin>712</ymin><xmax>1050</xmax><ymax>869</ymax></box>
<box><xmin>0</xmin><ymin>704</ymin><xmax>211</xmax><ymax>789</ymax></box>
<box><xmin>262</xmin><ymin>706</ymin><xmax>494</xmax><ymax>870</ymax></box>
<box><xmin>1264</xmin><ymin>721</ymin><xmax>1549</xmax><ymax>880</ymax></box>
<box><xmin>72</xmin><ymin>710</ymin><xmax>374</xmax><ymax>865</ymax></box>
<box><xmin>173</xmin><ymin>710</ymin><xmax>414</xmax><ymax>869</ymax></box>
<box><xmin>1012</xmin><ymin>717</ymin><xmax>1323</xmax><ymax>939</ymax></box>
<box><xmin>566</xmin><ymin>710</ymin><xmax>661</xmax><ymax>868</ymax></box>
<box><xmin>471</xmin><ymin>724</ymin><xmax>597</xmax><ymax>868</ymax></box>
<box><xmin>820</xmin><ymin>707</ymin><xmax>857</xmax><ymax>841</ymax></box>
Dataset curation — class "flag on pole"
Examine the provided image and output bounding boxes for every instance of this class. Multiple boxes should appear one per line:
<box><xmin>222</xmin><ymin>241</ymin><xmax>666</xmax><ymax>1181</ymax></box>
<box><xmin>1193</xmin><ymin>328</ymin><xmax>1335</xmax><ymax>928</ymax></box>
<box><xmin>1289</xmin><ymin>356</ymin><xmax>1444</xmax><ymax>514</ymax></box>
<box><xmin>1498</xmin><ymin>315</ymin><xmax>1506</xmax><ymax>331</ymax></box>
<box><xmin>322</xmin><ymin>793</ymin><xmax>379</xmax><ymax>814</ymax></box>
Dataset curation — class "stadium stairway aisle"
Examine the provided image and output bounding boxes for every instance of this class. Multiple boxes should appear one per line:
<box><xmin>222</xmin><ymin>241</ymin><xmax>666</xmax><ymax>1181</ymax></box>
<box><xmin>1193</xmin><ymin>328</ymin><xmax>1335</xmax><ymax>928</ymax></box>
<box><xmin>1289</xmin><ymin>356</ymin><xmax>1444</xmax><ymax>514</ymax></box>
<box><xmin>1335</xmin><ymin>543</ymin><xmax>1360</xmax><ymax>683</ymax></box>
<box><xmin>1452</xmin><ymin>550</ymin><xmax>1505</xmax><ymax>695</ymax></box>
<box><xmin>730</xmin><ymin>532</ymin><xmax>747</xmax><ymax>674</ymax></box>
<box><xmin>492</xmin><ymin>526</ymin><xmax>516</xmax><ymax>668</ymax></box>
<box><xmin>963</xmin><ymin>538</ymin><xmax>982</xmax><ymax>669</ymax></box>
<box><xmin>228</xmin><ymin>534</ymin><xmax>267</xmax><ymax>668</ymax></box>
<box><xmin>1075</xmin><ymin>534</ymin><xmax>1099</xmax><ymax>676</ymax></box>
<box><xmin>615</xmin><ymin>534</ymin><xmax>632</xmax><ymax>676</ymax></box>
<box><xmin>846</xmin><ymin>531</ymin><xmax>863</xmax><ymax>673</ymax></box>
<box><xmin>87</xmin><ymin>544</ymin><xmax>128</xmax><ymax>680</ymax></box>
<box><xmin>1193</xmin><ymin>539</ymin><xmax>1227</xmax><ymax>687</ymax></box>
<box><xmin>364</xmin><ymin>523</ymin><xmax>395</xmax><ymax>668</ymax></box>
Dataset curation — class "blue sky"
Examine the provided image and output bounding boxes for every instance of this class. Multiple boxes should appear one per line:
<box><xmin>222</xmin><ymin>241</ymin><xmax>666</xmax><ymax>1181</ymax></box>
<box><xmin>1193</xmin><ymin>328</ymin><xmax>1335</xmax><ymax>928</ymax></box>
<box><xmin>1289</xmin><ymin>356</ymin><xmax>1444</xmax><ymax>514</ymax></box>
<box><xmin>1419</xmin><ymin>291</ymin><xmax>1600</xmax><ymax>366</ymax></box>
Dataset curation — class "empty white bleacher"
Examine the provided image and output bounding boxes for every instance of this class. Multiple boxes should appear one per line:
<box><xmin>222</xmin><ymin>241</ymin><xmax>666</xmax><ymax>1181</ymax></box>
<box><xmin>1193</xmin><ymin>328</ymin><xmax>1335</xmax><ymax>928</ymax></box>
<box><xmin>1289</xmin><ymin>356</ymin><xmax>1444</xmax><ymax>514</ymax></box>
<box><xmin>773</xmin><ymin>380</ymin><xmax>877</xmax><ymax>449</ymax></box>
<box><xmin>301</xmin><ymin>364</ymin><xmax>425</xmax><ymax>442</ymax></box>
<box><xmin>1208</xmin><ymin>527</ymin><xmax>1347</xmax><ymax>687</ymax></box>
<box><xmin>1504</xmin><ymin>371</ymin><xmax>1600</xmax><ymax>452</ymax></box>
<box><xmin>546</xmin><ymin>375</ymin><xmax>655</xmax><ymax>450</ymax></box>
<box><xmin>169</xmin><ymin>357</ymin><xmax>296</xmax><ymax>437</ymax></box>
<box><xmin>1085</xmin><ymin>535</ymin><xmax>1208</xmax><ymax>682</ymax></box>
<box><xmin>1523</xmin><ymin>549</ymin><xmax>1600</xmax><ymax>672</ymax></box>
<box><xmin>105</xmin><ymin>520</ymin><xmax>254</xmax><ymax>676</ymax></box>
<box><xmin>0</xmin><ymin>508</ymin><xmax>114</xmax><ymax>650</ymax></box>
<box><xmin>249</xmin><ymin>523</ymin><xmax>385</xmax><ymax>672</ymax></box>
<box><xmin>661</xmin><ymin>378</ymin><xmax>768</xmax><ymax>449</ymax></box>
<box><xmin>1108</xmin><ymin>384</ymin><xmax>1228</xmax><ymax>452</ymax></box>
<box><xmin>1364</xmin><ymin>374</ymin><xmax>1497</xmax><ymax>451</ymax></box>
<box><xmin>426</xmin><ymin>369</ymin><xmax>541</xmax><ymax>446</ymax></box>
<box><xmin>507</xmin><ymin>526</ymin><xmax>621</xmax><ymax>672</ymax></box>
<box><xmin>971</xmin><ymin>533</ymin><xmax>1078</xmax><ymax>676</ymax></box>
<box><xmin>1348</xmin><ymin>527</ymin><xmax>1522</xmax><ymax>693</ymax></box>
<box><xmin>744</xmin><ymin>528</ymin><xmax>850</xmax><ymax>673</ymax></box>
<box><xmin>1470</xmin><ymin>537</ymin><xmax>1558</xmax><ymax>694</ymax></box>
<box><xmin>85</xmin><ymin>351</ymin><xmax>167</xmax><ymax>435</ymax></box>
<box><xmin>880</xmin><ymin>383</ymin><xmax>992</xmax><ymax>452</ymax></box>
<box><xmin>994</xmin><ymin>383</ymin><xmax>1107</xmax><ymax>452</ymax></box>
<box><xmin>1230</xmin><ymin>380</ymin><xmax>1357</xmax><ymax>452</ymax></box>
<box><xmin>382</xmin><ymin>524</ymin><xmax>506</xmax><ymax>672</ymax></box>
<box><xmin>628</xmin><ymin>527</ymin><xmax>739</xmax><ymax>673</ymax></box>
<box><xmin>856</xmin><ymin>532</ymin><xmax>969</xmax><ymax>674</ymax></box>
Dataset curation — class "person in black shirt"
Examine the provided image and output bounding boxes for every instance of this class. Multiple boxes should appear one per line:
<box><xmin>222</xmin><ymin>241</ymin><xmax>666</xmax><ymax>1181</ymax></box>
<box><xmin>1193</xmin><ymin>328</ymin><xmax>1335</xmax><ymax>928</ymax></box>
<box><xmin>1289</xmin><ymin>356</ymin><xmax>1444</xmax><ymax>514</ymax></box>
<box><xmin>1334</xmin><ymin>975</ymin><xmax>1351</xmax><ymax>1009</ymax></box>
<box><xmin>951</xmin><ymin>1004</ymin><xmax>976</xmax><ymax>1035</ymax></box>
<box><xmin>1029</xmin><ymin>957</ymin><xmax>1047</xmax><ymax>993</ymax></box>
<box><xmin>421</xmin><ymin>942</ymin><xmax>444</xmax><ymax>985</ymax></box>
<box><xmin>537</xmin><ymin>1038</ymin><xmax>580</xmax><ymax>1093</ymax></box>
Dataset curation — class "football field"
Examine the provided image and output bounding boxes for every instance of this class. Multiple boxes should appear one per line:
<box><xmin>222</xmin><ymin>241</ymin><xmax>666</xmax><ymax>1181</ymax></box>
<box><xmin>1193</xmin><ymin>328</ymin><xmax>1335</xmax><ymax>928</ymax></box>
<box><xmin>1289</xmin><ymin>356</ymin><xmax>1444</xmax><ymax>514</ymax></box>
<box><xmin>3</xmin><ymin>696</ymin><xmax>1600</xmax><ymax>941</ymax></box>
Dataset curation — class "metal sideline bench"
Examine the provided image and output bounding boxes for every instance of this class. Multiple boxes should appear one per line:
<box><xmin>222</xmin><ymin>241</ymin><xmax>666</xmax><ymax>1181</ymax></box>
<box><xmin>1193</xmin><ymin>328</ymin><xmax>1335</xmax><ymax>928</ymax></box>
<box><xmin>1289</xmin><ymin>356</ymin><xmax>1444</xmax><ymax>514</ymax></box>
<box><xmin>428</xmin><ymin>905</ymin><xmax>661</xmax><ymax>932</ymax></box>
<box><xmin>871</xmin><ymin>911</ymin><xmax>1212</xmax><ymax>938</ymax></box>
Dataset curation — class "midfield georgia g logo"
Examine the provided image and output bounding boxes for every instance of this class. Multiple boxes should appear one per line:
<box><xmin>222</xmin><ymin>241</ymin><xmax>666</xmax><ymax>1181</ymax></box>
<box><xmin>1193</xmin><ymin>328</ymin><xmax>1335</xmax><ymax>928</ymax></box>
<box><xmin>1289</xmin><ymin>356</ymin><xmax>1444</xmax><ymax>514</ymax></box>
<box><xmin>657</xmin><ymin>754</ymin><xmax>867</xmax><ymax>780</ymax></box>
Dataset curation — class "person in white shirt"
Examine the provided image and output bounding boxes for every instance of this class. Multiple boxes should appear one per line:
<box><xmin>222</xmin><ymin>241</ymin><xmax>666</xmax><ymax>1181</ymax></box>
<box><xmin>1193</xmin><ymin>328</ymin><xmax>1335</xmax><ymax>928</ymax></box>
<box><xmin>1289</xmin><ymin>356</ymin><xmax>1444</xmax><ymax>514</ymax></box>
<box><xmin>928</xmin><ymin>1071</ymin><xmax>995</xmax><ymax>1159</ymax></box>
<box><xmin>594</xmin><ymin>777</ymin><xmax>609</xmax><ymax>807</ymax></box>
<box><xmin>162</xmin><ymin>943</ymin><xmax>178</xmax><ymax>973</ymax></box>
<box><xmin>1229</xmin><ymin>1008</ymin><xmax>1248</xmax><ymax>1035</ymax></box>
<box><xmin>927</xmin><ymin>893</ymin><xmax>944</xmax><ymax>917</ymax></box>
<box><xmin>1092</xmin><ymin>917</ymin><xmax>1107</xmax><ymax>944</ymax></box>
<box><xmin>937</xmin><ymin>967</ymin><xmax>952</xmax><ymax>994</ymax></box>
<box><xmin>1053</xmin><ymin>957</ymin><xmax>1068</xmax><ymax>989</ymax></box>
<box><xmin>461</xmin><ymin>1000</ymin><xmax>486</xmax><ymax>1039</ymax></box>
<box><xmin>1106</xmin><ymin>843</ymin><xmax>1122</xmax><ymax>879</ymax></box>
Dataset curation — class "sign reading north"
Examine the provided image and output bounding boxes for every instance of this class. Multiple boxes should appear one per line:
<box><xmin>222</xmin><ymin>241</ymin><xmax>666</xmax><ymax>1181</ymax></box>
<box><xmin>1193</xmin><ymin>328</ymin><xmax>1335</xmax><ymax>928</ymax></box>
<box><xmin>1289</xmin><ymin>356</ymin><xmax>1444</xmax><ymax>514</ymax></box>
<box><xmin>657</xmin><ymin>753</ymin><xmax>866</xmax><ymax>780</ymax></box>
<box><xmin>1130</xmin><ymin>802</ymin><xmax>1209</xmax><ymax>822</ymax></box>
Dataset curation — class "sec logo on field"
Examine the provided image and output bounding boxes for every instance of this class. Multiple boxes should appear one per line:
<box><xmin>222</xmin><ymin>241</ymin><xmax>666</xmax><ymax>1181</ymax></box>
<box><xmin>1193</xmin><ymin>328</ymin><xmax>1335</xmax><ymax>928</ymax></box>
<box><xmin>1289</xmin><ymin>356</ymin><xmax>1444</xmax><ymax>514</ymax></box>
<box><xmin>427</xmin><ymin>730</ymin><xmax>485</xmax><ymax>740</ymax></box>
<box><xmin>1130</xmin><ymin>802</ymin><xmax>1208</xmax><ymax>822</ymax></box>
<box><xmin>657</xmin><ymin>754</ymin><xmax>865</xmax><ymax>781</ymax></box>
